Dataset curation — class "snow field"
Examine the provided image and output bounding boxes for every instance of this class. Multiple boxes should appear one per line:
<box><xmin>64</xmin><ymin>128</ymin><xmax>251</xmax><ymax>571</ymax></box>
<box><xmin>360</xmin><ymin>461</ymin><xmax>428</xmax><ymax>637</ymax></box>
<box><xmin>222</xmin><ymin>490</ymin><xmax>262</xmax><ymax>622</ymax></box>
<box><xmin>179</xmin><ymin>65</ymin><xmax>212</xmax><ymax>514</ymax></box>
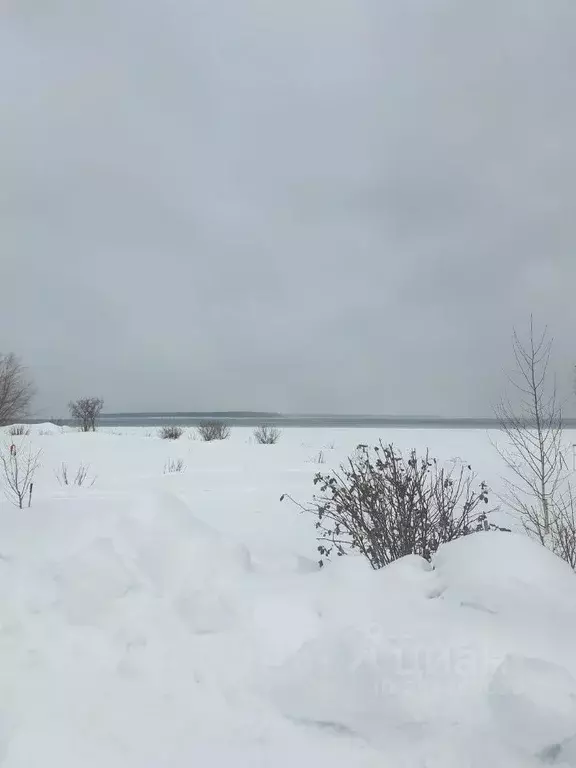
<box><xmin>0</xmin><ymin>425</ymin><xmax>575</xmax><ymax>766</ymax></box>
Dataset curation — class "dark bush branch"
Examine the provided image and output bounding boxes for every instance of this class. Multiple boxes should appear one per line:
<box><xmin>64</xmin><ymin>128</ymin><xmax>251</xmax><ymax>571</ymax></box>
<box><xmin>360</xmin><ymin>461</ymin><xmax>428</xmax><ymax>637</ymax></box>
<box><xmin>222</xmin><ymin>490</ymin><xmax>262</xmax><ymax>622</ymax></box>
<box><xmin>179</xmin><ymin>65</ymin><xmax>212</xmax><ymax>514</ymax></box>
<box><xmin>9</xmin><ymin>424</ymin><xmax>29</xmax><ymax>436</ymax></box>
<box><xmin>197</xmin><ymin>421</ymin><xmax>230</xmax><ymax>442</ymax></box>
<box><xmin>254</xmin><ymin>425</ymin><xmax>281</xmax><ymax>444</ymax></box>
<box><xmin>284</xmin><ymin>442</ymin><xmax>497</xmax><ymax>569</ymax></box>
<box><xmin>55</xmin><ymin>462</ymin><xmax>95</xmax><ymax>487</ymax></box>
<box><xmin>164</xmin><ymin>458</ymin><xmax>185</xmax><ymax>473</ymax></box>
<box><xmin>159</xmin><ymin>425</ymin><xmax>184</xmax><ymax>440</ymax></box>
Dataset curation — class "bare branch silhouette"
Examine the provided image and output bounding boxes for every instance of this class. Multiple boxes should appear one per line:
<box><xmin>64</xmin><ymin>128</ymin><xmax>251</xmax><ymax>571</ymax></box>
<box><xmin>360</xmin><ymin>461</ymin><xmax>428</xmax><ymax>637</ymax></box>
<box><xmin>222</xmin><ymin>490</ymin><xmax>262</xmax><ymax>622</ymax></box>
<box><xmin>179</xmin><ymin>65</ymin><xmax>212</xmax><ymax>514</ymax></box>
<box><xmin>68</xmin><ymin>397</ymin><xmax>104</xmax><ymax>432</ymax></box>
<box><xmin>1</xmin><ymin>441</ymin><xmax>41</xmax><ymax>508</ymax></box>
<box><xmin>0</xmin><ymin>354</ymin><xmax>34</xmax><ymax>426</ymax></box>
<box><xmin>494</xmin><ymin>318</ymin><xmax>576</xmax><ymax>567</ymax></box>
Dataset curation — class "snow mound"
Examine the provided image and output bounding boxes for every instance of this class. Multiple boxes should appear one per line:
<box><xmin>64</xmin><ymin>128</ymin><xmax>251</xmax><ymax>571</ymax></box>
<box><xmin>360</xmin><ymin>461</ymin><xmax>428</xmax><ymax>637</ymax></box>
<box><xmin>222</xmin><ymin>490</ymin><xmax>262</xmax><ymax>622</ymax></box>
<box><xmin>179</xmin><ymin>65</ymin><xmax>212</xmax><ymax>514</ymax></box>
<box><xmin>312</xmin><ymin>552</ymin><xmax>441</xmax><ymax>626</ymax></box>
<box><xmin>50</xmin><ymin>536</ymin><xmax>142</xmax><ymax>626</ymax></box>
<box><xmin>265</xmin><ymin>554</ymin><xmax>447</xmax><ymax>744</ymax></box>
<box><xmin>265</xmin><ymin>531</ymin><xmax>576</xmax><ymax>760</ymax></box>
<box><xmin>0</xmin><ymin>490</ymin><xmax>253</xmax><ymax>636</ymax></box>
<box><xmin>489</xmin><ymin>655</ymin><xmax>576</xmax><ymax>758</ymax></box>
<box><xmin>32</xmin><ymin>422</ymin><xmax>66</xmax><ymax>435</ymax></box>
<box><xmin>267</xmin><ymin>623</ymin><xmax>408</xmax><ymax>741</ymax></box>
<box><xmin>434</xmin><ymin>531</ymin><xmax>576</xmax><ymax>615</ymax></box>
<box><xmin>123</xmin><ymin>491</ymin><xmax>253</xmax><ymax>633</ymax></box>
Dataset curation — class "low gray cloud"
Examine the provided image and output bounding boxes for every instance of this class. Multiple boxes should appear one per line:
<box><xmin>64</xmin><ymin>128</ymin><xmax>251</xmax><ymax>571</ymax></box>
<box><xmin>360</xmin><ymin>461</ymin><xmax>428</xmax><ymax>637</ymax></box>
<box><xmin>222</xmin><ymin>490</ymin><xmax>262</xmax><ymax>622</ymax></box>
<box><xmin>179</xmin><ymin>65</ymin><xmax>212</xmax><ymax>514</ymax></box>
<box><xmin>2</xmin><ymin>0</ymin><xmax>576</xmax><ymax>416</ymax></box>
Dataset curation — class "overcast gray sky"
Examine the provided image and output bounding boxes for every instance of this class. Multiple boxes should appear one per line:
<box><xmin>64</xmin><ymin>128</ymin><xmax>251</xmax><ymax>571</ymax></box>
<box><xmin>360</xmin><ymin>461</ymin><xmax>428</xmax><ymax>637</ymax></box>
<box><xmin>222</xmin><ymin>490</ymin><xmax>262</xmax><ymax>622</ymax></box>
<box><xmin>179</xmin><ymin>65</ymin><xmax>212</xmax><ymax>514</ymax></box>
<box><xmin>2</xmin><ymin>0</ymin><xmax>576</xmax><ymax>417</ymax></box>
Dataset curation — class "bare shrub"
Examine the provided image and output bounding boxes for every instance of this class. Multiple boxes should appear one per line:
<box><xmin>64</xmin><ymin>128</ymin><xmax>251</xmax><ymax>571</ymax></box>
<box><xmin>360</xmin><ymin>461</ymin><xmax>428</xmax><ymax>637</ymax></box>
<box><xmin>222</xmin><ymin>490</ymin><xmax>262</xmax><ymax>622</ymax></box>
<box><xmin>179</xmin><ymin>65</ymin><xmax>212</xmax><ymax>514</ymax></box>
<box><xmin>197</xmin><ymin>421</ymin><xmax>230</xmax><ymax>442</ymax></box>
<box><xmin>1</xmin><ymin>441</ymin><xmax>41</xmax><ymax>508</ymax></box>
<box><xmin>253</xmin><ymin>425</ymin><xmax>281</xmax><ymax>444</ymax></box>
<box><xmin>9</xmin><ymin>424</ymin><xmax>29</xmax><ymax>436</ymax></box>
<box><xmin>307</xmin><ymin>450</ymin><xmax>326</xmax><ymax>465</ymax></box>
<box><xmin>494</xmin><ymin>318</ymin><xmax>576</xmax><ymax>567</ymax></box>
<box><xmin>159</xmin><ymin>425</ymin><xmax>184</xmax><ymax>440</ymax></box>
<box><xmin>68</xmin><ymin>397</ymin><xmax>104</xmax><ymax>432</ymax></box>
<box><xmin>282</xmin><ymin>441</ymin><xmax>499</xmax><ymax>569</ymax></box>
<box><xmin>548</xmin><ymin>486</ymin><xmax>576</xmax><ymax>569</ymax></box>
<box><xmin>164</xmin><ymin>458</ymin><xmax>185</xmax><ymax>474</ymax></box>
<box><xmin>55</xmin><ymin>462</ymin><xmax>95</xmax><ymax>487</ymax></box>
<box><xmin>0</xmin><ymin>354</ymin><xmax>35</xmax><ymax>427</ymax></box>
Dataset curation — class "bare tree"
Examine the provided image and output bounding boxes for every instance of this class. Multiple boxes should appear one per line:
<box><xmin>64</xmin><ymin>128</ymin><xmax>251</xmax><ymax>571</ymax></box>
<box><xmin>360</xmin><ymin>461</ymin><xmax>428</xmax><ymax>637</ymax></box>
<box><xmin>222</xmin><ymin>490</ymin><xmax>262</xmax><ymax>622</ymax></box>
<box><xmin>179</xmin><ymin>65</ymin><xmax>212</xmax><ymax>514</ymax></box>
<box><xmin>494</xmin><ymin>318</ymin><xmax>569</xmax><ymax>544</ymax></box>
<box><xmin>1</xmin><ymin>441</ymin><xmax>41</xmax><ymax>508</ymax></box>
<box><xmin>0</xmin><ymin>354</ymin><xmax>34</xmax><ymax>426</ymax></box>
<box><xmin>253</xmin><ymin>425</ymin><xmax>281</xmax><ymax>444</ymax></box>
<box><xmin>68</xmin><ymin>397</ymin><xmax>104</xmax><ymax>432</ymax></box>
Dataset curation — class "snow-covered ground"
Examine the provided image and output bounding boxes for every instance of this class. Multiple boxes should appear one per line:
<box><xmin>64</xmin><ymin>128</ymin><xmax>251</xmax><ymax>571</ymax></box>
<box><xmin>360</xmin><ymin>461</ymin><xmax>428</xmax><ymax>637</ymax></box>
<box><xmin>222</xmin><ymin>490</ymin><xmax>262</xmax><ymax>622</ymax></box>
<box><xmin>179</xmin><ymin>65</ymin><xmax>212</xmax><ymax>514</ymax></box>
<box><xmin>0</xmin><ymin>424</ymin><xmax>575</xmax><ymax>767</ymax></box>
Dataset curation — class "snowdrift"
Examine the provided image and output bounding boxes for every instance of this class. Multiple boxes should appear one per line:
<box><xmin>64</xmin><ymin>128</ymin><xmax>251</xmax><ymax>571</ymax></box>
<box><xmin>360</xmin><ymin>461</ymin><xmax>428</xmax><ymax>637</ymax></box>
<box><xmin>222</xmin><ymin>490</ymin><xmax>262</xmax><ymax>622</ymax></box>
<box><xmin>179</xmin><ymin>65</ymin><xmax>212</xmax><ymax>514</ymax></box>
<box><xmin>0</xmin><ymin>496</ymin><xmax>575</xmax><ymax>766</ymax></box>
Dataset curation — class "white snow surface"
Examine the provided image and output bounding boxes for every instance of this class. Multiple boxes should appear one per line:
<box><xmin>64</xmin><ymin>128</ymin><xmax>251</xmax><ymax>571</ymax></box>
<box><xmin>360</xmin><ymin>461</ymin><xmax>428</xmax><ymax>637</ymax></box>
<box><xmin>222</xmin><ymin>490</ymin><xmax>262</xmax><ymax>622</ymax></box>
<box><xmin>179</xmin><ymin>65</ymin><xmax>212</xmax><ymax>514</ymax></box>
<box><xmin>0</xmin><ymin>425</ymin><xmax>575</xmax><ymax>766</ymax></box>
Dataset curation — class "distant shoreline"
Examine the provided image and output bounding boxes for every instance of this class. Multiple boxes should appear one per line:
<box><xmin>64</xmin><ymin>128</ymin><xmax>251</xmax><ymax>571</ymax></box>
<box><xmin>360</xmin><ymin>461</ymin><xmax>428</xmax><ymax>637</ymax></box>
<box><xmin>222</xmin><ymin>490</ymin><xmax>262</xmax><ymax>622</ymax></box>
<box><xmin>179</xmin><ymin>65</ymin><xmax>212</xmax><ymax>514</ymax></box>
<box><xmin>30</xmin><ymin>412</ymin><xmax>576</xmax><ymax>429</ymax></box>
